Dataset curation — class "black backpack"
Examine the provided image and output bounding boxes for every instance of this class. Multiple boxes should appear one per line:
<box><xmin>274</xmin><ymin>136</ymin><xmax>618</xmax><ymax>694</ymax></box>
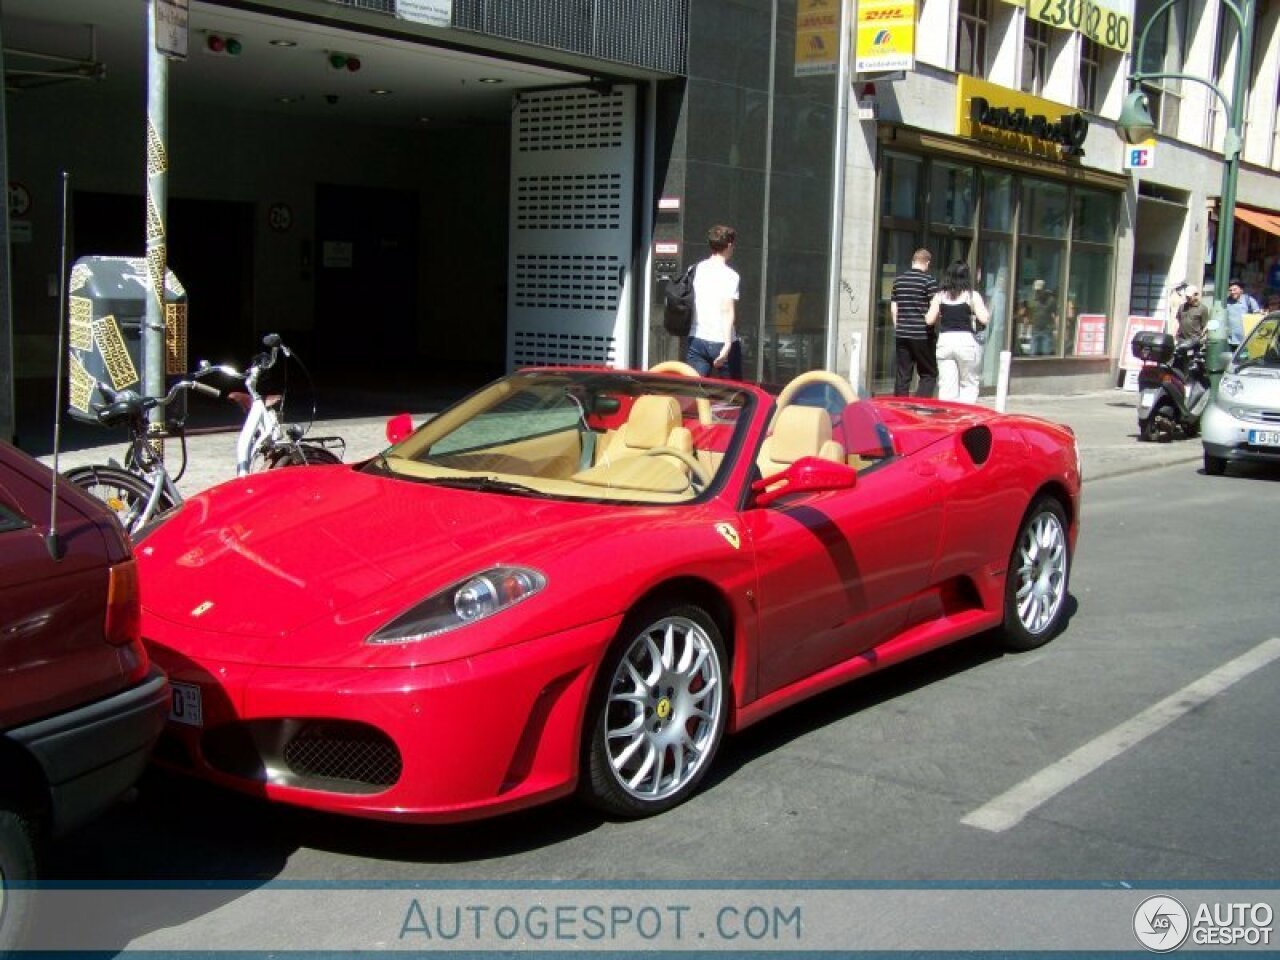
<box><xmin>662</xmin><ymin>263</ymin><xmax>697</xmax><ymax>336</ymax></box>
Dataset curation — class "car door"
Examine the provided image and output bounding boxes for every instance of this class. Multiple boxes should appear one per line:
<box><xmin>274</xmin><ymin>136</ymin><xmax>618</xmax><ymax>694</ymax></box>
<box><xmin>741</xmin><ymin>459</ymin><xmax>944</xmax><ymax>696</ymax></box>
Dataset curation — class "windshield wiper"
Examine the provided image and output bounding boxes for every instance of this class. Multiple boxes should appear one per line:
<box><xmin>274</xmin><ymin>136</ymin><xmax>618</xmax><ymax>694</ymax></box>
<box><xmin>419</xmin><ymin>475</ymin><xmax>544</xmax><ymax>497</ymax></box>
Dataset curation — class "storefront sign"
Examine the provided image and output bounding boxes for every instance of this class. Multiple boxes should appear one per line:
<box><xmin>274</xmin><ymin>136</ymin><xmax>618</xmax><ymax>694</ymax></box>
<box><xmin>956</xmin><ymin>76</ymin><xmax>1089</xmax><ymax>159</ymax></box>
<box><xmin>854</xmin><ymin>0</ymin><xmax>916</xmax><ymax>73</ymax></box>
<box><xmin>1073</xmin><ymin>314</ymin><xmax>1108</xmax><ymax>356</ymax></box>
<box><xmin>1123</xmin><ymin>141</ymin><xmax>1156</xmax><ymax>170</ymax></box>
<box><xmin>155</xmin><ymin>0</ymin><xmax>189</xmax><ymax>60</ymax></box>
<box><xmin>1120</xmin><ymin>315</ymin><xmax>1164</xmax><ymax>371</ymax></box>
<box><xmin>794</xmin><ymin>0</ymin><xmax>840</xmax><ymax>76</ymax></box>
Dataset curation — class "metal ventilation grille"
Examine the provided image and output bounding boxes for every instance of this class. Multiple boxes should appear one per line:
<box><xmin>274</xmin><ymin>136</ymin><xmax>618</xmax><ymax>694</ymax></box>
<box><xmin>961</xmin><ymin>425</ymin><xmax>993</xmax><ymax>465</ymax></box>
<box><xmin>515</xmin><ymin>91</ymin><xmax>628</xmax><ymax>152</ymax></box>
<box><xmin>324</xmin><ymin>0</ymin><xmax>394</xmax><ymax>13</ymax></box>
<box><xmin>283</xmin><ymin>721</ymin><xmax>402</xmax><ymax>788</ymax></box>
<box><xmin>513</xmin><ymin>255</ymin><xmax>620</xmax><ymax>309</ymax></box>
<box><xmin>513</xmin><ymin>330</ymin><xmax>616</xmax><ymax>367</ymax></box>
<box><xmin>515</xmin><ymin>174</ymin><xmax>623</xmax><ymax>230</ymax></box>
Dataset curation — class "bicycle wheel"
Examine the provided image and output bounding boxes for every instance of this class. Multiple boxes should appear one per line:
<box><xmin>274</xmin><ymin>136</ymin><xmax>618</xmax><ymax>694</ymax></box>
<box><xmin>63</xmin><ymin>464</ymin><xmax>174</xmax><ymax>535</ymax></box>
<box><xmin>265</xmin><ymin>443</ymin><xmax>342</xmax><ymax>468</ymax></box>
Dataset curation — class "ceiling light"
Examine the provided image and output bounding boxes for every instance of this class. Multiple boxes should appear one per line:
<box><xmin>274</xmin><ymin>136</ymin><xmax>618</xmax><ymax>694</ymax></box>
<box><xmin>269</xmin><ymin>39</ymin><xmax>297</xmax><ymax>47</ymax></box>
<box><xmin>370</xmin><ymin>88</ymin><xmax>392</xmax><ymax>96</ymax></box>
<box><xmin>478</xmin><ymin>77</ymin><xmax>503</xmax><ymax>84</ymax></box>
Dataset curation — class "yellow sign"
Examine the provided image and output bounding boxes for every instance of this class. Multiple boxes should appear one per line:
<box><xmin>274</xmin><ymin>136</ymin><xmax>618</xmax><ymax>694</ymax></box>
<box><xmin>1023</xmin><ymin>0</ymin><xmax>1133</xmax><ymax>53</ymax></box>
<box><xmin>794</xmin><ymin>0</ymin><xmax>839</xmax><ymax>77</ymax></box>
<box><xmin>956</xmin><ymin>75</ymin><xmax>1090</xmax><ymax>159</ymax></box>
<box><xmin>855</xmin><ymin>0</ymin><xmax>916</xmax><ymax>73</ymax></box>
<box><xmin>773</xmin><ymin>293</ymin><xmax>801</xmax><ymax>333</ymax></box>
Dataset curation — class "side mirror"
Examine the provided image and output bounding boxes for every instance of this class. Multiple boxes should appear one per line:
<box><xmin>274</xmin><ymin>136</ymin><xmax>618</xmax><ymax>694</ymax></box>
<box><xmin>385</xmin><ymin>412</ymin><xmax>414</xmax><ymax>445</ymax></box>
<box><xmin>751</xmin><ymin>456</ymin><xmax>857</xmax><ymax>507</ymax></box>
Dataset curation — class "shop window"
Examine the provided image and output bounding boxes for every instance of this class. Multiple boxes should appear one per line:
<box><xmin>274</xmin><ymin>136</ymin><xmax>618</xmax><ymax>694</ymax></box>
<box><xmin>1064</xmin><ymin>247</ymin><xmax>1114</xmax><ymax>358</ymax></box>
<box><xmin>1020</xmin><ymin>178</ymin><xmax>1068</xmax><ymax>239</ymax></box>
<box><xmin>1135</xmin><ymin>0</ymin><xmax>1186</xmax><ymax>137</ymax></box>
<box><xmin>1021</xmin><ymin>19</ymin><xmax>1050</xmax><ymax>96</ymax></box>
<box><xmin>981</xmin><ymin>170</ymin><xmax>1014</xmax><ymax>232</ymax></box>
<box><xmin>1073</xmin><ymin>188</ymin><xmax>1115</xmax><ymax>244</ymax></box>
<box><xmin>929</xmin><ymin>162</ymin><xmax>975</xmax><ymax>227</ymax></box>
<box><xmin>956</xmin><ymin>0</ymin><xmax>990</xmax><ymax>76</ymax></box>
<box><xmin>1013</xmin><ymin>241</ymin><xmax>1065</xmax><ymax>357</ymax></box>
<box><xmin>881</xmin><ymin>153</ymin><xmax>923</xmax><ymax>220</ymax></box>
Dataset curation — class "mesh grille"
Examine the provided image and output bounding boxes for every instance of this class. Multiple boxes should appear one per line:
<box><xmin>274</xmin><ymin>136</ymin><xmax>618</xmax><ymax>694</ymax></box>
<box><xmin>515</xmin><ymin>174</ymin><xmax>623</xmax><ymax>229</ymax></box>
<box><xmin>514</xmin><ymin>91</ymin><xmax>628</xmax><ymax>153</ymax></box>
<box><xmin>283</xmin><ymin>721</ymin><xmax>402</xmax><ymax>787</ymax></box>
<box><xmin>513</xmin><ymin>254</ymin><xmax>621</xmax><ymax>309</ymax></box>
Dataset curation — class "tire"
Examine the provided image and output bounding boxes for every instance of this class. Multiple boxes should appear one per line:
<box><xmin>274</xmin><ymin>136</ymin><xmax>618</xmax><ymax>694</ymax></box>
<box><xmin>265</xmin><ymin>443</ymin><xmax>342</xmax><ymax>469</ymax></box>
<box><xmin>580</xmin><ymin>602</ymin><xmax>728</xmax><ymax>818</ymax></box>
<box><xmin>0</xmin><ymin>809</ymin><xmax>38</xmax><ymax>954</ymax></box>
<box><xmin>63</xmin><ymin>464</ymin><xmax>173</xmax><ymax>536</ymax></box>
<box><xmin>1204</xmin><ymin>452</ymin><xmax>1228</xmax><ymax>476</ymax></box>
<box><xmin>1138</xmin><ymin>400</ymin><xmax>1177</xmax><ymax>442</ymax></box>
<box><xmin>999</xmin><ymin>496</ymin><xmax>1071</xmax><ymax>652</ymax></box>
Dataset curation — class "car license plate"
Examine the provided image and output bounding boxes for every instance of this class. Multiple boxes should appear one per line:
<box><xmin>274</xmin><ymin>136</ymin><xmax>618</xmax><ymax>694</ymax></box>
<box><xmin>170</xmin><ymin>682</ymin><xmax>204</xmax><ymax>727</ymax></box>
<box><xmin>1248</xmin><ymin>429</ymin><xmax>1280</xmax><ymax>447</ymax></box>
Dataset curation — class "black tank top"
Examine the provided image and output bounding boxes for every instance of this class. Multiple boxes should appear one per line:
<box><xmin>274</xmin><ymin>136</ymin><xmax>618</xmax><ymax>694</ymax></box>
<box><xmin>938</xmin><ymin>295</ymin><xmax>974</xmax><ymax>334</ymax></box>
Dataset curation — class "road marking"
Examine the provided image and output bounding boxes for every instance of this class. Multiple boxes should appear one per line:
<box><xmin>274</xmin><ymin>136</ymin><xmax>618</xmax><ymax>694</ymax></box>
<box><xmin>962</xmin><ymin>636</ymin><xmax>1280</xmax><ymax>833</ymax></box>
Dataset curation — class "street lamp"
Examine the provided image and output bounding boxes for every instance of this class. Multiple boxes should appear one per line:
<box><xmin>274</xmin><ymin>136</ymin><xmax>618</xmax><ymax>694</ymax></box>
<box><xmin>1117</xmin><ymin>0</ymin><xmax>1257</xmax><ymax>393</ymax></box>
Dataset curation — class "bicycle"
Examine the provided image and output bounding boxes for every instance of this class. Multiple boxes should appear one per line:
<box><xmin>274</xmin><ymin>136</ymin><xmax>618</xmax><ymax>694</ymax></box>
<box><xmin>64</xmin><ymin>334</ymin><xmax>344</xmax><ymax>535</ymax></box>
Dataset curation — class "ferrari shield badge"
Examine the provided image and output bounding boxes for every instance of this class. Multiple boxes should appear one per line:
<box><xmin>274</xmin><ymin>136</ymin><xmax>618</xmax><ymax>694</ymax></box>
<box><xmin>714</xmin><ymin>522</ymin><xmax>740</xmax><ymax>550</ymax></box>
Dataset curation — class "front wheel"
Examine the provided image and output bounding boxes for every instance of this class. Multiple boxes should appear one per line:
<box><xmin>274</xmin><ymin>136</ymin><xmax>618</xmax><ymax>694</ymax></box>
<box><xmin>581</xmin><ymin>602</ymin><xmax>728</xmax><ymax>818</ymax></box>
<box><xmin>63</xmin><ymin>464</ymin><xmax>173</xmax><ymax>535</ymax></box>
<box><xmin>265</xmin><ymin>444</ymin><xmax>343</xmax><ymax>469</ymax></box>
<box><xmin>0</xmin><ymin>808</ymin><xmax>38</xmax><ymax>953</ymax></box>
<box><xmin>1204</xmin><ymin>452</ymin><xmax>1228</xmax><ymax>476</ymax></box>
<box><xmin>999</xmin><ymin>496</ymin><xmax>1071</xmax><ymax>652</ymax></box>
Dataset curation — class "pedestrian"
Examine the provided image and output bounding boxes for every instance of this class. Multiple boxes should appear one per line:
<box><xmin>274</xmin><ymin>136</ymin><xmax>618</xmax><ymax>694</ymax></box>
<box><xmin>925</xmin><ymin>260</ymin><xmax>990</xmax><ymax>404</ymax></box>
<box><xmin>1224</xmin><ymin>277</ymin><xmax>1261</xmax><ymax>348</ymax></box>
<box><xmin>1028</xmin><ymin>279</ymin><xmax>1058</xmax><ymax>355</ymax></box>
<box><xmin>1173</xmin><ymin>283</ymin><xmax>1209</xmax><ymax>342</ymax></box>
<box><xmin>890</xmin><ymin>248</ymin><xmax>939</xmax><ymax>396</ymax></box>
<box><xmin>686</xmin><ymin>224</ymin><xmax>742</xmax><ymax>380</ymax></box>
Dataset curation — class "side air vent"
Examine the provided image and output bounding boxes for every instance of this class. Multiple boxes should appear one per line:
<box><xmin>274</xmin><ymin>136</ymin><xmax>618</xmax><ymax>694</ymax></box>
<box><xmin>961</xmin><ymin>425</ymin><xmax>993</xmax><ymax>466</ymax></box>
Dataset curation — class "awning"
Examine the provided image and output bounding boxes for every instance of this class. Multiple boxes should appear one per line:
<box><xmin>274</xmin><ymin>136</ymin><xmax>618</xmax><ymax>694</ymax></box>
<box><xmin>1233</xmin><ymin>205</ymin><xmax>1280</xmax><ymax>237</ymax></box>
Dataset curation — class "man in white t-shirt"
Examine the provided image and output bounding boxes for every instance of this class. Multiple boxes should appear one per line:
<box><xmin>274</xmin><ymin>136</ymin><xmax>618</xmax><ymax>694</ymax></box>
<box><xmin>686</xmin><ymin>224</ymin><xmax>742</xmax><ymax>380</ymax></box>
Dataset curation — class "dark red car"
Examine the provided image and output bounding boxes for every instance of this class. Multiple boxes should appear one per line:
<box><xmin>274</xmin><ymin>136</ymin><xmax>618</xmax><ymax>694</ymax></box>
<box><xmin>0</xmin><ymin>441</ymin><xmax>169</xmax><ymax>949</ymax></box>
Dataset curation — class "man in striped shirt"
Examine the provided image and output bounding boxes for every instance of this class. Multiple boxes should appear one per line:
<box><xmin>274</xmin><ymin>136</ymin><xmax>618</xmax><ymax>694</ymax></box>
<box><xmin>890</xmin><ymin>248</ymin><xmax>940</xmax><ymax>397</ymax></box>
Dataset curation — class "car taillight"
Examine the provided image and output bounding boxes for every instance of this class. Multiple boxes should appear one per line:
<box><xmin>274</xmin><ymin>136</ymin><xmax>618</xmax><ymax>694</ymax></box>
<box><xmin>106</xmin><ymin>559</ymin><xmax>141</xmax><ymax>647</ymax></box>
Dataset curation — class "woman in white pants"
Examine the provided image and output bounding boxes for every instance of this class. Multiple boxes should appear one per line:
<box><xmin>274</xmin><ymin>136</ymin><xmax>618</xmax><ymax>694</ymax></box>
<box><xmin>926</xmin><ymin>260</ymin><xmax>990</xmax><ymax>404</ymax></box>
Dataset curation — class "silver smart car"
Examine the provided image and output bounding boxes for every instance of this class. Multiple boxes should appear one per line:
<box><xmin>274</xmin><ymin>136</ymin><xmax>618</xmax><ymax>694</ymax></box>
<box><xmin>1202</xmin><ymin>311</ymin><xmax>1280</xmax><ymax>476</ymax></box>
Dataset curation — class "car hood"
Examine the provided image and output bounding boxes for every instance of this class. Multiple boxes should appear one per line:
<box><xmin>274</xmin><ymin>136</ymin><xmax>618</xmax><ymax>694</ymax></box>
<box><xmin>137</xmin><ymin>466</ymin><xmax>724</xmax><ymax>664</ymax></box>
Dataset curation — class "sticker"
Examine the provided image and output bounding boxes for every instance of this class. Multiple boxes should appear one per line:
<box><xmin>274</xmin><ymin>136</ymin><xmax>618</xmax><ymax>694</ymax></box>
<box><xmin>190</xmin><ymin>601</ymin><xmax>214</xmax><ymax>618</ymax></box>
<box><xmin>715</xmin><ymin>522</ymin><xmax>741</xmax><ymax>550</ymax></box>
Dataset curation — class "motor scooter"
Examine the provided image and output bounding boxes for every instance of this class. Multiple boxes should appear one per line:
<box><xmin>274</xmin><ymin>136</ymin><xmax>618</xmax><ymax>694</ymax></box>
<box><xmin>1131</xmin><ymin>331</ymin><xmax>1212</xmax><ymax>442</ymax></box>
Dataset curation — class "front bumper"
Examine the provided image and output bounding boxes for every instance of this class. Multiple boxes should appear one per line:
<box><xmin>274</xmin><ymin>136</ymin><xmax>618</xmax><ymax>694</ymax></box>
<box><xmin>144</xmin><ymin>617</ymin><xmax>620</xmax><ymax>823</ymax></box>
<box><xmin>1201</xmin><ymin>403</ymin><xmax>1280</xmax><ymax>465</ymax></box>
<box><xmin>7</xmin><ymin>666</ymin><xmax>170</xmax><ymax>836</ymax></box>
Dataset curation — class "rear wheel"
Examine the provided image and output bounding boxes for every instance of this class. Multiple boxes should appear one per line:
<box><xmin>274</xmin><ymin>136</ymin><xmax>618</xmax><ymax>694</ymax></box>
<box><xmin>1000</xmin><ymin>496</ymin><xmax>1071</xmax><ymax>652</ymax></box>
<box><xmin>581</xmin><ymin>602</ymin><xmax>728</xmax><ymax>818</ymax></box>
<box><xmin>63</xmin><ymin>464</ymin><xmax>171</xmax><ymax>535</ymax></box>
<box><xmin>1139</xmin><ymin>399</ymin><xmax>1178</xmax><ymax>442</ymax></box>
<box><xmin>0</xmin><ymin>808</ymin><xmax>38</xmax><ymax>954</ymax></box>
<box><xmin>1203</xmin><ymin>452</ymin><xmax>1228</xmax><ymax>476</ymax></box>
<box><xmin>265</xmin><ymin>443</ymin><xmax>342</xmax><ymax>469</ymax></box>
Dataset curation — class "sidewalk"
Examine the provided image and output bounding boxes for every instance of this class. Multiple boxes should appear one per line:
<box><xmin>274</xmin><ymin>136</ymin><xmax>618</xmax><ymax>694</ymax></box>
<box><xmin>38</xmin><ymin>385</ymin><xmax>1201</xmax><ymax>500</ymax></box>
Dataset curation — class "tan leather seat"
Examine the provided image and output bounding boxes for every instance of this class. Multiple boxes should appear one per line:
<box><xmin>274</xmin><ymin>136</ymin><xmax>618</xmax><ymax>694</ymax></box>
<box><xmin>756</xmin><ymin>404</ymin><xmax>846</xmax><ymax>477</ymax></box>
<box><xmin>600</xmin><ymin>395</ymin><xmax>694</xmax><ymax>463</ymax></box>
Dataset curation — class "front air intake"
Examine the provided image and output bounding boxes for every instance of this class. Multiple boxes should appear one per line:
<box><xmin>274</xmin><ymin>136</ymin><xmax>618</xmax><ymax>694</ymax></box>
<box><xmin>961</xmin><ymin>425</ymin><xmax>993</xmax><ymax>466</ymax></box>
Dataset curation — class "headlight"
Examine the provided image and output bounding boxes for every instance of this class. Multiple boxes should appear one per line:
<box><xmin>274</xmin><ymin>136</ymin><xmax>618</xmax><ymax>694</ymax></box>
<box><xmin>366</xmin><ymin>565</ymin><xmax>546</xmax><ymax>645</ymax></box>
<box><xmin>1221</xmin><ymin>375</ymin><xmax>1244</xmax><ymax>399</ymax></box>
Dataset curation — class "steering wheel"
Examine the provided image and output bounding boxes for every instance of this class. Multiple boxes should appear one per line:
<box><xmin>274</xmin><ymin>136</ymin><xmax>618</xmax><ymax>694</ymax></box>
<box><xmin>645</xmin><ymin>360</ymin><xmax>716</xmax><ymax>424</ymax></box>
<box><xmin>649</xmin><ymin>360</ymin><xmax>701</xmax><ymax>377</ymax></box>
<box><xmin>642</xmin><ymin>446</ymin><xmax>713</xmax><ymax>489</ymax></box>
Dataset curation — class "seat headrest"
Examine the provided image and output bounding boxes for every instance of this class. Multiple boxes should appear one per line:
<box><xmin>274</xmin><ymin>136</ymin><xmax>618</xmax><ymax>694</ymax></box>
<box><xmin>770</xmin><ymin>405</ymin><xmax>832</xmax><ymax>464</ymax></box>
<box><xmin>623</xmin><ymin>395</ymin><xmax>682</xmax><ymax>450</ymax></box>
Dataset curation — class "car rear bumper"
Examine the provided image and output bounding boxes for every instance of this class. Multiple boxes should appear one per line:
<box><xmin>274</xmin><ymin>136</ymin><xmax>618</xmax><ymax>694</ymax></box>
<box><xmin>7</xmin><ymin>666</ymin><xmax>170</xmax><ymax>835</ymax></box>
<box><xmin>145</xmin><ymin>618</ymin><xmax>619</xmax><ymax>823</ymax></box>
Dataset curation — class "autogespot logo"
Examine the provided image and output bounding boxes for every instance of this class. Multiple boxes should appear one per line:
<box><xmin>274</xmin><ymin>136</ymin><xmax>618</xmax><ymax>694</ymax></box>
<box><xmin>1134</xmin><ymin>896</ymin><xmax>1190</xmax><ymax>952</ymax></box>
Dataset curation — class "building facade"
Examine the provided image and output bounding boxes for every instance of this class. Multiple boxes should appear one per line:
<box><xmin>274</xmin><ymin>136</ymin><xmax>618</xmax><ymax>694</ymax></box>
<box><xmin>3</xmin><ymin>0</ymin><xmax>1280</xmax><ymax>444</ymax></box>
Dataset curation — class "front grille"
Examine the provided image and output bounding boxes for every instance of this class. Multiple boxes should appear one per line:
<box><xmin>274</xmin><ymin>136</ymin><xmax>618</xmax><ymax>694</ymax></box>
<box><xmin>283</xmin><ymin>721</ymin><xmax>402</xmax><ymax>787</ymax></box>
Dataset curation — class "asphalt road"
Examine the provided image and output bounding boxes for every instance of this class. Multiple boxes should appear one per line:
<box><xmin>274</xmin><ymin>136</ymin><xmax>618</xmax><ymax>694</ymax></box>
<box><xmin>40</xmin><ymin>458</ymin><xmax>1280</xmax><ymax>951</ymax></box>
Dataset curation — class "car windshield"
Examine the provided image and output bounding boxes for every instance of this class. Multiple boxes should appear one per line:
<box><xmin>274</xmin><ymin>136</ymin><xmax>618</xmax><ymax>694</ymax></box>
<box><xmin>363</xmin><ymin>370</ymin><xmax>755</xmax><ymax>504</ymax></box>
<box><xmin>1232</xmin><ymin>313</ymin><xmax>1280</xmax><ymax>371</ymax></box>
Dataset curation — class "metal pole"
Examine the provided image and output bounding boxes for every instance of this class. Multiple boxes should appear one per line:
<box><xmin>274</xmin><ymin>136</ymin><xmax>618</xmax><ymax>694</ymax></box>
<box><xmin>824</xmin><ymin>0</ymin><xmax>853</xmax><ymax>375</ymax></box>
<box><xmin>144</xmin><ymin>0</ymin><xmax>169</xmax><ymax>446</ymax></box>
<box><xmin>0</xmin><ymin>0</ymin><xmax>17</xmax><ymax>445</ymax></box>
<box><xmin>1205</xmin><ymin>0</ymin><xmax>1256</xmax><ymax>391</ymax></box>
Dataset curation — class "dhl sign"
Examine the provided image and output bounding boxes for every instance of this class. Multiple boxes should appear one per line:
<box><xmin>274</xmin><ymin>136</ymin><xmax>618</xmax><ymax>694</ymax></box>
<box><xmin>855</xmin><ymin>0</ymin><xmax>916</xmax><ymax>73</ymax></box>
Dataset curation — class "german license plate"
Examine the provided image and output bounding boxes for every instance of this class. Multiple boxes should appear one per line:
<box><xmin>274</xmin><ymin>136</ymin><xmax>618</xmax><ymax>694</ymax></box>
<box><xmin>1248</xmin><ymin>429</ymin><xmax>1280</xmax><ymax>447</ymax></box>
<box><xmin>169</xmin><ymin>682</ymin><xmax>204</xmax><ymax>727</ymax></box>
